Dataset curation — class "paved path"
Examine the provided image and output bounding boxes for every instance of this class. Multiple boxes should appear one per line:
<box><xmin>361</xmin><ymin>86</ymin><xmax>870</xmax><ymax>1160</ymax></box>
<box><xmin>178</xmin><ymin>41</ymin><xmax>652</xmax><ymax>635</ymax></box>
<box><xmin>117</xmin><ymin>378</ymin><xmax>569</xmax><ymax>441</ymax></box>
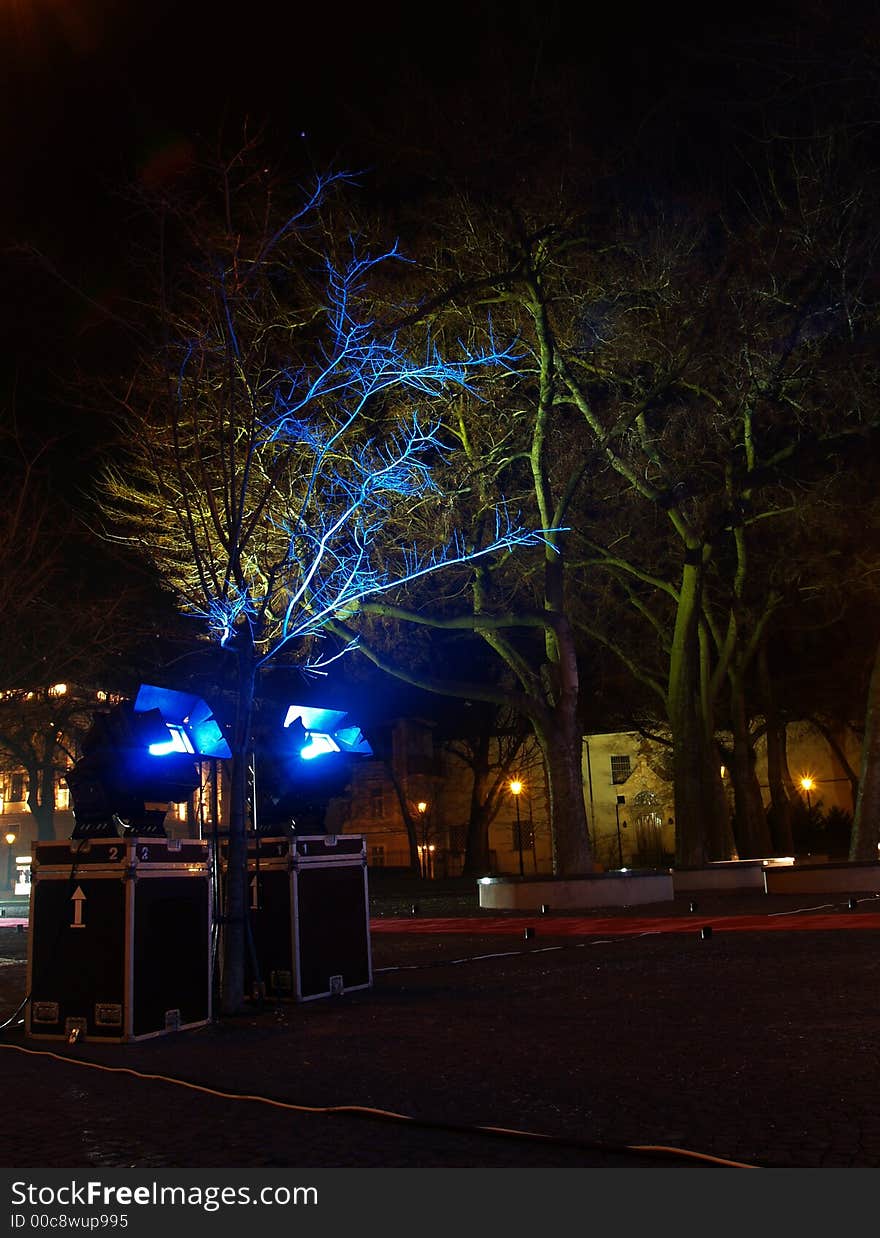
<box><xmin>3</xmin><ymin>890</ymin><xmax>880</xmax><ymax>1169</ymax></box>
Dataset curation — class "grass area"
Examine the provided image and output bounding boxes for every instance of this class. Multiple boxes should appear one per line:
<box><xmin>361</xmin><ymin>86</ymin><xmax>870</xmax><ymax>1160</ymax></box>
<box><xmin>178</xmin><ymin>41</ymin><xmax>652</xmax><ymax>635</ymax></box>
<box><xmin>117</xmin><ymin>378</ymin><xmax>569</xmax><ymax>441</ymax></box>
<box><xmin>367</xmin><ymin>870</ymin><xmax>482</xmax><ymax>917</ymax></box>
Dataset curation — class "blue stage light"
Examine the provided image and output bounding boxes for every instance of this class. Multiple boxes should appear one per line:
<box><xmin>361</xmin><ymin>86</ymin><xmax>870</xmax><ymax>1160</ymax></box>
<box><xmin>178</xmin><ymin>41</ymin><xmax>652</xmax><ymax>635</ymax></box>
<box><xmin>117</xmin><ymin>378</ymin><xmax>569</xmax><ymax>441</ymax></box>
<box><xmin>134</xmin><ymin>685</ymin><xmax>231</xmax><ymax>759</ymax></box>
<box><xmin>148</xmin><ymin>723</ymin><xmax>196</xmax><ymax>757</ymax></box>
<box><xmin>299</xmin><ymin>733</ymin><xmax>341</xmax><ymax>760</ymax></box>
<box><xmin>284</xmin><ymin>704</ymin><xmax>372</xmax><ymax>761</ymax></box>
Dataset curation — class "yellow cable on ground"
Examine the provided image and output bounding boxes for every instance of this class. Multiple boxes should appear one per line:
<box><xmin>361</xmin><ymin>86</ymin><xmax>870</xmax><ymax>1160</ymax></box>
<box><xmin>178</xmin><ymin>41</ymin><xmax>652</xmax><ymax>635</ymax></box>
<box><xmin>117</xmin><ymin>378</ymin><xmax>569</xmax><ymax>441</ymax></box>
<box><xmin>0</xmin><ymin>1040</ymin><xmax>760</xmax><ymax>1168</ymax></box>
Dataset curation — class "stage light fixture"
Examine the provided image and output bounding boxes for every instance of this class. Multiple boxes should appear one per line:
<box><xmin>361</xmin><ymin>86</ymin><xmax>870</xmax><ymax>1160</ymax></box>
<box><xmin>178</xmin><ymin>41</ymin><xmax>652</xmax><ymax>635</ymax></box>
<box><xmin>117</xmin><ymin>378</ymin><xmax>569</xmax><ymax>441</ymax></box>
<box><xmin>283</xmin><ymin>704</ymin><xmax>372</xmax><ymax>761</ymax></box>
<box><xmin>67</xmin><ymin>685</ymin><xmax>231</xmax><ymax>838</ymax></box>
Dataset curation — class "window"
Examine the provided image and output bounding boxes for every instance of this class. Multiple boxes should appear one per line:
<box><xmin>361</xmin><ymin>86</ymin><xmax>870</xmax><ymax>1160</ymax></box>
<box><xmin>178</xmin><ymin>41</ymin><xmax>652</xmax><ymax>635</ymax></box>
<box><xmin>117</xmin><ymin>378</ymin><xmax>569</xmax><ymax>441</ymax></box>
<box><xmin>370</xmin><ymin>845</ymin><xmax>385</xmax><ymax>867</ymax></box>
<box><xmin>369</xmin><ymin>787</ymin><xmax>384</xmax><ymax>819</ymax></box>
<box><xmin>10</xmin><ymin>773</ymin><xmax>24</xmax><ymax>803</ymax></box>
<box><xmin>610</xmin><ymin>755</ymin><xmax>631</xmax><ymax>785</ymax></box>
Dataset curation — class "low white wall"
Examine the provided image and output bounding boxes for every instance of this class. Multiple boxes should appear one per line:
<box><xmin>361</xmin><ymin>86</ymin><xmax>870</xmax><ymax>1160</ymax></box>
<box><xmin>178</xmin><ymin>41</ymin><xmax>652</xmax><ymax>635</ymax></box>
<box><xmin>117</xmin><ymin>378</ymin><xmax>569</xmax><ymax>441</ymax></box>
<box><xmin>763</xmin><ymin>863</ymin><xmax>880</xmax><ymax>894</ymax></box>
<box><xmin>478</xmin><ymin>871</ymin><xmax>674</xmax><ymax>910</ymax></box>
<box><xmin>673</xmin><ymin>862</ymin><xmax>767</xmax><ymax>892</ymax></box>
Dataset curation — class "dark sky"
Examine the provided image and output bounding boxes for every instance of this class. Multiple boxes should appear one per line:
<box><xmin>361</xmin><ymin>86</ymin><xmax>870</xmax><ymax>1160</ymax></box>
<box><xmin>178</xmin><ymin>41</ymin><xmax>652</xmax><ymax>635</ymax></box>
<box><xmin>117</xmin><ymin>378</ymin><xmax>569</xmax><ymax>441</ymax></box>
<box><xmin>1</xmin><ymin>0</ymin><xmax>875</xmax><ymax>709</ymax></box>
<box><xmin>1</xmin><ymin>0</ymin><xmax>875</xmax><ymax>442</ymax></box>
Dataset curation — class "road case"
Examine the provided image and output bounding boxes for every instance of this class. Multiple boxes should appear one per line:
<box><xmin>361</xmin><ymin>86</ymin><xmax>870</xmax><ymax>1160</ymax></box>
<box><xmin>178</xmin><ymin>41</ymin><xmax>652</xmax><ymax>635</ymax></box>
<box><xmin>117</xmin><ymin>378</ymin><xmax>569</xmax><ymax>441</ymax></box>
<box><xmin>225</xmin><ymin>834</ymin><xmax>372</xmax><ymax>1002</ymax></box>
<box><xmin>25</xmin><ymin>837</ymin><xmax>212</xmax><ymax>1043</ymax></box>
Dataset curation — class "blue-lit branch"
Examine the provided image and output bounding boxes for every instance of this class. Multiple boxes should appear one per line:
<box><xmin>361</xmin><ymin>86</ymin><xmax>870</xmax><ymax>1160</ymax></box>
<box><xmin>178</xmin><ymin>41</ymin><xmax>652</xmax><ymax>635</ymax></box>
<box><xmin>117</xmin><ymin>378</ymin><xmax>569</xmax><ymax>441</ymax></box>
<box><xmin>186</xmin><ymin>220</ymin><xmax>549</xmax><ymax>666</ymax></box>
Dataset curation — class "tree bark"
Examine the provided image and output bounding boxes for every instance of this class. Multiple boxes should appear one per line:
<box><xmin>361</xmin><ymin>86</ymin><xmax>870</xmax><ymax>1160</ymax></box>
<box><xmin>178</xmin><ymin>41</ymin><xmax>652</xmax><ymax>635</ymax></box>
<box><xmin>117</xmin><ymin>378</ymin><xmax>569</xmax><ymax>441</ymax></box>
<box><xmin>220</xmin><ymin>629</ymin><xmax>257</xmax><ymax>1015</ymax></box>
<box><xmin>462</xmin><ymin>734</ymin><xmax>493</xmax><ymax>875</ymax></box>
<box><xmin>533</xmin><ymin>712</ymin><xmax>592</xmax><ymax>875</ymax></box>
<box><xmin>850</xmin><ymin>634</ymin><xmax>880</xmax><ymax>861</ymax></box>
<box><xmin>758</xmin><ymin>641</ymin><xmax>795</xmax><ymax>855</ymax></box>
<box><xmin>728</xmin><ymin>668</ymin><xmax>773</xmax><ymax>858</ymax></box>
<box><xmin>668</xmin><ymin>558</ymin><xmax>708</xmax><ymax>865</ymax></box>
<box><xmin>28</xmin><ymin>758</ymin><xmax>57</xmax><ymax>842</ymax></box>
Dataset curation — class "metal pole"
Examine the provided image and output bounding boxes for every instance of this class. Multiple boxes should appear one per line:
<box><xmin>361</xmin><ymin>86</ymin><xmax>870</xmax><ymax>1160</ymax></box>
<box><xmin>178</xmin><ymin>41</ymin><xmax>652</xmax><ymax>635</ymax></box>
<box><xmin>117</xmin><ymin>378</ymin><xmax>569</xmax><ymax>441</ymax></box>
<box><xmin>615</xmin><ymin>801</ymin><xmax>623</xmax><ymax>868</ymax></box>
<box><xmin>516</xmin><ymin>795</ymin><xmax>524</xmax><ymax>876</ymax></box>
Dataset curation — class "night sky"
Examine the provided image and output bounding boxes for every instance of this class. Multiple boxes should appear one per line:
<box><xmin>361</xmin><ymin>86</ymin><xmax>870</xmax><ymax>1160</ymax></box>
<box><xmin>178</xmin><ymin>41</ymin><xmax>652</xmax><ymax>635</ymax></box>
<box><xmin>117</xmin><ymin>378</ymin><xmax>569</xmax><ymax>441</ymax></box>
<box><xmin>1</xmin><ymin>0</ymin><xmax>877</xmax><ymax>633</ymax></box>
<box><xmin>3</xmin><ymin>1</ymin><xmax>874</xmax><ymax>437</ymax></box>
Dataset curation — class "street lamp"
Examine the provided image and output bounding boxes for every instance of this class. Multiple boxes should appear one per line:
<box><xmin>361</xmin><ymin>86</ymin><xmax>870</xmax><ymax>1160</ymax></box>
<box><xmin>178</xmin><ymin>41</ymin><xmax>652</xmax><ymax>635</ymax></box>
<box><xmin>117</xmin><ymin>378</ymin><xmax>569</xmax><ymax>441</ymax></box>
<box><xmin>4</xmin><ymin>832</ymin><xmax>16</xmax><ymax>892</ymax></box>
<box><xmin>416</xmin><ymin>801</ymin><xmax>429</xmax><ymax>878</ymax></box>
<box><xmin>510</xmin><ymin>780</ymin><xmax>524</xmax><ymax>876</ymax></box>
<box><xmin>614</xmin><ymin>796</ymin><xmax>625</xmax><ymax>868</ymax></box>
<box><xmin>800</xmin><ymin>776</ymin><xmax>815</xmax><ymax>812</ymax></box>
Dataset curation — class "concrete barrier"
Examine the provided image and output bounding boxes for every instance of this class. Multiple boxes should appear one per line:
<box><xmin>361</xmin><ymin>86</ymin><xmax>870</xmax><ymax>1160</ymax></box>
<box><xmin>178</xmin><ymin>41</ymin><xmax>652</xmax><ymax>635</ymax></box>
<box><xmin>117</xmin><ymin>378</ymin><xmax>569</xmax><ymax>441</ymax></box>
<box><xmin>673</xmin><ymin>858</ymin><xmax>794</xmax><ymax>893</ymax></box>
<box><xmin>477</xmin><ymin>870</ymin><xmax>674</xmax><ymax>911</ymax></box>
<box><xmin>763</xmin><ymin>861</ymin><xmax>880</xmax><ymax>895</ymax></box>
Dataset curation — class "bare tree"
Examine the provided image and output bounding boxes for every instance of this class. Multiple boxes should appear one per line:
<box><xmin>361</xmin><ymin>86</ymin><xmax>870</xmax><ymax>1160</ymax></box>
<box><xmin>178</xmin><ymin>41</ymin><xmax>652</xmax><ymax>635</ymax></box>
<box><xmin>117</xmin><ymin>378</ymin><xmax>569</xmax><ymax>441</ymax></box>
<box><xmin>96</xmin><ymin>145</ymin><xmax>552</xmax><ymax>1013</ymax></box>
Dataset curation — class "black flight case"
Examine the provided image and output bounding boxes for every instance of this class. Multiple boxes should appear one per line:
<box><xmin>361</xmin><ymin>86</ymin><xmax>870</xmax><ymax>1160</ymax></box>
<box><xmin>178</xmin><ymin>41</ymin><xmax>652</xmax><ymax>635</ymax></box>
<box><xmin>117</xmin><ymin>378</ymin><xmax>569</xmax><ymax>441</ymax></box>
<box><xmin>229</xmin><ymin>833</ymin><xmax>372</xmax><ymax>1001</ymax></box>
<box><xmin>25</xmin><ymin>837</ymin><xmax>212</xmax><ymax>1043</ymax></box>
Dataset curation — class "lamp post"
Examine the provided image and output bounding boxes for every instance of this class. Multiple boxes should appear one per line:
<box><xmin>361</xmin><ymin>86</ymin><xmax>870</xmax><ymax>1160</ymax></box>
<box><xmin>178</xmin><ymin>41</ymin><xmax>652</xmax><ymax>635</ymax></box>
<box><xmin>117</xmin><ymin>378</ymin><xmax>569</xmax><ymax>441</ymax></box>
<box><xmin>510</xmin><ymin>780</ymin><xmax>524</xmax><ymax>876</ymax></box>
<box><xmin>614</xmin><ymin>797</ymin><xmax>624</xmax><ymax>868</ymax></box>
<box><xmin>417</xmin><ymin>801</ymin><xmax>429</xmax><ymax>878</ymax></box>
<box><xmin>800</xmin><ymin>776</ymin><xmax>814</xmax><ymax>812</ymax></box>
<box><xmin>4</xmin><ymin>832</ymin><xmax>16</xmax><ymax>892</ymax></box>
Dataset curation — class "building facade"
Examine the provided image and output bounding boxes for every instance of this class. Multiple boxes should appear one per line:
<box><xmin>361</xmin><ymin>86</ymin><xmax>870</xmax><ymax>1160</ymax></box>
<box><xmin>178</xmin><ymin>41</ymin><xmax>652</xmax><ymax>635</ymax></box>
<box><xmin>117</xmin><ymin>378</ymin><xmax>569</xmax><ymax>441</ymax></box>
<box><xmin>0</xmin><ymin>679</ymin><xmax>865</xmax><ymax>884</ymax></box>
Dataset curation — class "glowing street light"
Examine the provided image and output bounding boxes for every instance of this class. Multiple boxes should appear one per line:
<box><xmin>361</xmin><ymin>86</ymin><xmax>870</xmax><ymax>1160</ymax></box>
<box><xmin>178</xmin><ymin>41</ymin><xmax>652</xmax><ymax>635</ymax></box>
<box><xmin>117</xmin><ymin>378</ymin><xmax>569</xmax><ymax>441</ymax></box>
<box><xmin>800</xmin><ymin>776</ymin><xmax>815</xmax><ymax>811</ymax></box>
<box><xmin>4</xmin><ymin>831</ymin><xmax>15</xmax><ymax>891</ymax></box>
<box><xmin>415</xmin><ymin>801</ymin><xmax>433</xmax><ymax>879</ymax></box>
<box><xmin>510</xmin><ymin>779</ymin><xmax>524</xmax><ymax>876</ymax></box>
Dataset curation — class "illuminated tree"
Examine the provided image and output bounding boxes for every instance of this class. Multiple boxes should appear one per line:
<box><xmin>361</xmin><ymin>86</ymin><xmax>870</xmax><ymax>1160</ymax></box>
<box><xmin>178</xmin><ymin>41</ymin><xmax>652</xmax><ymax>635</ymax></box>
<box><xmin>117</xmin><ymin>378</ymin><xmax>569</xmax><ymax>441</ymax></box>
<box><xmin>97</xmin><ymin>148</ymin><xmax>552</xmax><ymax>1012</ymax></box>
<box><xmin>340</xmin><ymin>117</ymin><xmax>880</xmax><ymax>867</ymax></box>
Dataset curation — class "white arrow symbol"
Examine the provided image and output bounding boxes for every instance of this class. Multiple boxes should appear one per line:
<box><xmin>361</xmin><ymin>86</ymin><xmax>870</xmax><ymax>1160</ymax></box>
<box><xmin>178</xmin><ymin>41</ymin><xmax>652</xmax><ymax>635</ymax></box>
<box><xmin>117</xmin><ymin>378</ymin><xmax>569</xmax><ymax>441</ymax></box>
<box><xmin>250</xmin><ymin>875</ymin><xmax>259</xmax><ymax>910</ymax></box>
<box><xmin>70</xmin><ymin>886</ymin><xmax>86</xmax><ymax>929</ymax></box>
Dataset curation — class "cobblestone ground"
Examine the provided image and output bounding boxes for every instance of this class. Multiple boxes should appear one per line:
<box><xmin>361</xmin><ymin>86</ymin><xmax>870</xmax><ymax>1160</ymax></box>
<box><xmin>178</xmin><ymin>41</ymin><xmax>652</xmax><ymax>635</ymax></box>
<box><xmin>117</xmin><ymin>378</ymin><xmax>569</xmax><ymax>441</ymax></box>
<box><xmin>2</xmin><ymin>886</ymin><xmax>880</xmax><ymax>1169</ymax></box>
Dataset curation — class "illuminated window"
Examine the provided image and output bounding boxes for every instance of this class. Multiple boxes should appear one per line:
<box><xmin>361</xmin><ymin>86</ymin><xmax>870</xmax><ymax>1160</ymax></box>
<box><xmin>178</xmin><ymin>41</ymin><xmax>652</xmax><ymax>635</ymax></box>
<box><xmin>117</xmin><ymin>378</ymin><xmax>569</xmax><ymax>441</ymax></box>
<box><xmin>55</xmin><ymin>782</ymin><xmax>70</xmax><ymax>811</ymax></box>
<box><xmin>370</xmin><ymin>845</ymin><xmax>385</xmax><ymax>867</ymax></box>
<box><xmin>49</xmin><ymin>683</ymin><xmax>68</xmax><ymax>697</ymax></box>
<box><xmin>610</xmin><ymin>755</ymin><xmax>631</xmax><ymax>785</ymax></box>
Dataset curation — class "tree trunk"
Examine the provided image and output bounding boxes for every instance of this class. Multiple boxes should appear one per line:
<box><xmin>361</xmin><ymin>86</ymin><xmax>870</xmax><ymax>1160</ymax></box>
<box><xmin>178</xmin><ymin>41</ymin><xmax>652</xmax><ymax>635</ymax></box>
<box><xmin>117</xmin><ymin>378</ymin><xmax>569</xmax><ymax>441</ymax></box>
<box><xmin>220</xmin><ymin>630</ymin><xmax>257</xmax><ymax>1015</ymax></box>
<box><xmin>850</xmin><ymin>634</ymin><xmax>880</xmax><ymax>860</ymax></box>
<box><xmin>463</xmin><ymin>799</ymin><xmax>493</xmax><ymax>875</ymax></box>
<box><xmin>533</xmin><ymin>712</ymin><xmax>592</xmax><ymax>875</ymax></box>
<box><xmin>669</xmin><ymin>558</ymin><xmax>707</xmax><ymax>866</ymax></box>
<box><xmin>764</xmin><ymin>721</ymin><xmax>795</xmax><ymax>855</ymax></box>
<box><xmin>530</xmin><ymin>594</ymin><xmax>592</xmax><ymax>875</ymax></box>
<box><xmin>29</xmin><ymin>758</ymin><xmax>57</xmax><ymax>841</ymax></box>
<box><xmin>809</xmin><ymin>716</ymin><xmax>860</xmax><ymax>814</ymax></box>
<box><xmin>728</xmin><ymin>669</ymin><xmax>773</xmax><ymax>858</ymax></box>
<box><xmin>759</xmin><ymin>641</ymin><xmax>794</xmax><ymax>855</ymax></box>
<box><xmin>703</xmin><ymin>736</ymin><xmax>735</xmax><ymax>860</ymax></box>
<box><xmin>462</xmin><ymin>741</ymin><xmax>493</xmax><ymax>874</ymax></box>
<box><xmin>699</xmin><ymin>625</ymin><xmax>736</xmax><ymax>861</ymax></box>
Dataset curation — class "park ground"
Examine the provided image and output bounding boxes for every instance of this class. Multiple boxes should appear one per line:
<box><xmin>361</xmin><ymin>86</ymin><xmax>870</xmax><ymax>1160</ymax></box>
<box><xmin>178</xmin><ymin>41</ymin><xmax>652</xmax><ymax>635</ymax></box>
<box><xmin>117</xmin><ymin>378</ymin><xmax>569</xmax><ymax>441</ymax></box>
<box><xmin>1</xmin><ymin>876</ymin><xmax>880</xmax><ymax>1169</ymax></box>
